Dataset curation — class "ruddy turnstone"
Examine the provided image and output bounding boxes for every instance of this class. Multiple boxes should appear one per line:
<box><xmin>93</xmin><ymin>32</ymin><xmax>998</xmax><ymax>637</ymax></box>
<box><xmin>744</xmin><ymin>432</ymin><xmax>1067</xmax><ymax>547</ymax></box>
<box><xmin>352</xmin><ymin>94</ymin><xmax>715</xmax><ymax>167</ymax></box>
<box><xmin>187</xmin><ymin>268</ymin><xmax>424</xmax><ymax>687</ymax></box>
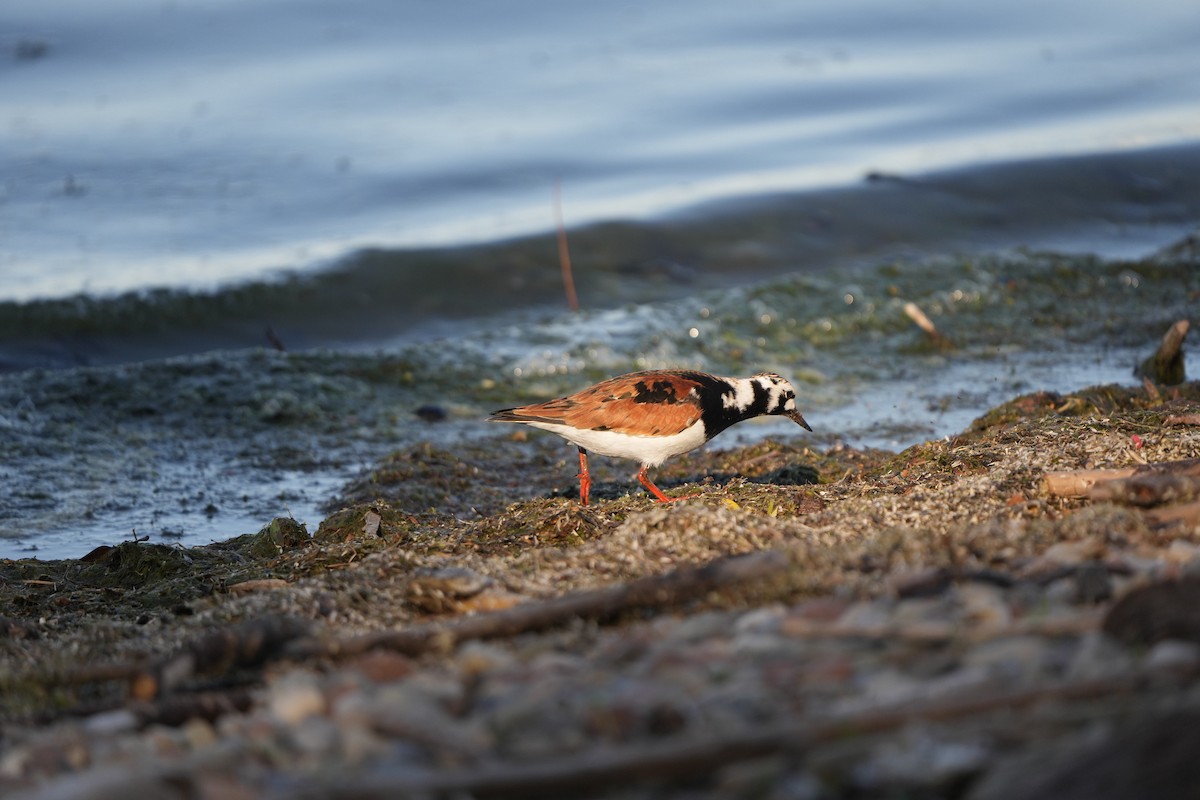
<box><xmin>489</xmin><ymin>369</ymin><xmax>811</xmax><ymax>505</ymax></box>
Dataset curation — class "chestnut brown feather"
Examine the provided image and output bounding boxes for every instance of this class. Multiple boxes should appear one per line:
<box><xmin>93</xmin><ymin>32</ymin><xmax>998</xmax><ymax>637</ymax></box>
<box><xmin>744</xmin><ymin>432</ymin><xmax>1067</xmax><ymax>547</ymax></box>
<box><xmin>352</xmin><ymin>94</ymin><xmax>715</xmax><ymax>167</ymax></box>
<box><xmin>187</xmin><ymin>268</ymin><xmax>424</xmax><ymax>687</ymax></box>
<box><xmin>495</xmin><ymin>372</ymin><xmax>704</xmax><ymax>436</ymax></box>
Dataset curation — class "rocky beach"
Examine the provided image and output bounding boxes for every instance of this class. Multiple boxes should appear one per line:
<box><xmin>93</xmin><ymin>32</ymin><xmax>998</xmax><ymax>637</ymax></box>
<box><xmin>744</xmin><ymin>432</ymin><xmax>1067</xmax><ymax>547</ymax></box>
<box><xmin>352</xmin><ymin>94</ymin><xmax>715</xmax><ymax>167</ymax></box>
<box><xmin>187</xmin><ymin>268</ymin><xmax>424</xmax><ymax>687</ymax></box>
<box><xmin>4</xmin><ymin>309</ymin><xmax>1200</xmax><ymax>797</ymax></box>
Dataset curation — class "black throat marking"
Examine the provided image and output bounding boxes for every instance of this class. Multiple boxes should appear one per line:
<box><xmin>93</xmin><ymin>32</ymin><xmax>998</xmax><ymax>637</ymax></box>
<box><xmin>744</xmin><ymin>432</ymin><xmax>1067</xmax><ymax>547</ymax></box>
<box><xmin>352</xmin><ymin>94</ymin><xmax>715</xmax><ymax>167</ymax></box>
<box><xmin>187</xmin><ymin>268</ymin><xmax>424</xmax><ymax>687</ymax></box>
<box><xmin>682</xmin><ymin>372</ymin><xmax>772</xmax><ymax>439</ymax></box>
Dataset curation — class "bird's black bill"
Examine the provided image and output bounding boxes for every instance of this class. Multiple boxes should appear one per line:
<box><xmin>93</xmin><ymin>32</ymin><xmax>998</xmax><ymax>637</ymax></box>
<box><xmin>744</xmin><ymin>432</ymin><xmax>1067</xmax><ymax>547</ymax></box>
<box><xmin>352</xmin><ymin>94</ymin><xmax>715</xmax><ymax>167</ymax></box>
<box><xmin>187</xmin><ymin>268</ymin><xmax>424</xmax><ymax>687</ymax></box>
<box><xmin>787</xmin><ymin>410</ymin><xmax>813</xmax><ymax>431</ymax></box>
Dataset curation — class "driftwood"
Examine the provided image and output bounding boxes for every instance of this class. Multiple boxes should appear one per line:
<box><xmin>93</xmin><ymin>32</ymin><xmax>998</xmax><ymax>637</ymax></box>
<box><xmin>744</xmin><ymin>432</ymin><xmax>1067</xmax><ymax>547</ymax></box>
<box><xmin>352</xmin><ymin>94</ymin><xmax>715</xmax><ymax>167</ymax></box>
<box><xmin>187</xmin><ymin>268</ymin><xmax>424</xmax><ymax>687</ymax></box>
<box><xmin>903</xmin><ymin>301</ymin><xmax>953</xmax><ymax>348</ymax></box>
<box><xmin>1044</xmin><ymin>468</ymin><xmax>1139</xmax><ymax>498</ymax></box>
<box><xmin>1088</xmin><ymin>474</ymin><xmax>1200</xmax><ymax>507</ymax></box>
<box><xmin>298</xmin><ymin>670</ymin><xmax>1167</xmax><ymax>800</ymax></box>
<box><xmin>1141</xmin><ymin>500</ymin><xmax>1200</xmax><ymax>530</ymax></box>
<box><xmin>1135</xmin><ymin>319</ymin><xmax>1188</xmax><ymax>385</ymax></box>
<box><xmin>1044</xmin><ymin>458</ymin><xmax>1200</xmax><ymax>498</ymax></box>
<box><xmin>300</xmin><ymin>549</ymin><xmax>790</xmax><ymax>660</ymax></box>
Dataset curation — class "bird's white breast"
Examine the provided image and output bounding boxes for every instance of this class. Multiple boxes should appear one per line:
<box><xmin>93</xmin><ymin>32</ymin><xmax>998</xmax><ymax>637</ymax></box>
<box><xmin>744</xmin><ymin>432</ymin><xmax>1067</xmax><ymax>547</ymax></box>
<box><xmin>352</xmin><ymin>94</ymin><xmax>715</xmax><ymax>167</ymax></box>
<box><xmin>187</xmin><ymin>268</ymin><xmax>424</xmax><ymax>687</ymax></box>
<box><xmin>523</xmin><ymin>419</ymin><xmax>708</xmax><ymax>467</ymax></box>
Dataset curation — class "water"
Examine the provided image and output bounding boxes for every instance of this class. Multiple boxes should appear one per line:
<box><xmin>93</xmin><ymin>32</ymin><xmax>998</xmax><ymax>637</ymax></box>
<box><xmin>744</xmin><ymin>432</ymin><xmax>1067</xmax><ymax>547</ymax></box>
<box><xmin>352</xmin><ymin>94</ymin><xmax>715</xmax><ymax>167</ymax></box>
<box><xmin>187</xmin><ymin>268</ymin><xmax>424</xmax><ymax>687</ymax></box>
<box><xmin>1</xmin><ymin>1</ymin><xmax>1199</xmax><ymax>558</ymax></box>
<box><xmin>4</xmin><ymin>0</ymin><xmax>1199</xmax><ymax>299</ymax></box>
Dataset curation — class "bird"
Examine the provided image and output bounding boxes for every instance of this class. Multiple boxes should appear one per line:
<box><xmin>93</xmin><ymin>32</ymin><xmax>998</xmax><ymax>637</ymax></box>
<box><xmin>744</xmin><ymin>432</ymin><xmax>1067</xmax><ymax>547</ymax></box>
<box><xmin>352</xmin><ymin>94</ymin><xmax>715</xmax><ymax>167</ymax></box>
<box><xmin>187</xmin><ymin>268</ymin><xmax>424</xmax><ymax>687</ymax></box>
<box><xmin>489</xmin><ymin>369</ymin><xmax>812</xmax><ymax>505</ymax></box>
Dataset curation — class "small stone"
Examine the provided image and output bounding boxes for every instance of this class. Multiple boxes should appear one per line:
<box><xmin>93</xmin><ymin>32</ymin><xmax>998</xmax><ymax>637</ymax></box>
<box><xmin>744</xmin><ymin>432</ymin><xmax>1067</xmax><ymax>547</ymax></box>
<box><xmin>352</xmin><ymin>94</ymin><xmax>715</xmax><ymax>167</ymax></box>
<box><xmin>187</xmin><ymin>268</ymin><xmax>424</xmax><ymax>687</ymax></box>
<box><xmin>835</xmin><ymin>600</ymin><xmax>893</xmax><ymax>631</ymax></box>
<box><xmin>961</xmin><ymin>636</ymin><xmax>1048</xmax><ymax>681</ymax></box>
<box><xmin>889</xmin><ymin>567</ymin><xmax>953</xmax><ymax>598</ymax></box>
<box><xmin>369</xmin><ymin>683</ymin><xmax>492</xmax><ymax>756</ymax></box>
<box><xmin>414</xmin><ymin>404</ymin><xmax>448</xmax><ymax>422</ymax></box>
<box><xmin>339</xmin><ymin>725</ymin><xmax>389</xmax><ymax>765</ymax></box>
<box><xmin>406</xmin><ymin>566</ymin><xmax>495</xmax><ymax>613</ymax></box>
<box><xmin>732</xmin><ymin>632</ymin><xmax>789</xmax><ymax>656</ymax></box>
<box><xmin>1164</xmin><ymin>540</ymin><xmax>1200</xmax><ymax>568</ymax></box>
<box><xmin>734</xmin><ymin>605</ymin><xmax>786</xmax><ymax>635</ymax></box>
<box><xmin>288</xmin><ymin>715</ymin><xmax>342</xmax><ymax>757</ymax></box>
<box><xmin>1071</xmin><ymin>563</ymin><xmax>1113</xmax><ymax>605</ymax></box>
<box><xmin>789</xmin><ymin>596</ymin><xmax>852</xmax><ymax>623</ymax></box>
<box><xmin>660</xmin><ymin>610</ymin><xmax>736</xmax><ymax>644</ymax></box>
<box><xmin>954</xmin><ymin>582</ymin><xmax>1012</xmax><ymax>631</ymax></box>
<box><xmin>1019</xmin><ymin>539</ymin><xmax>1105</xmax><ymax>579</ymax></box>
<box><xmin>1143</xmin><ymin>639</ymin><xmax>1200</xmax><ymax>674</ymax></box>
<box><xmin>1066</xmin><ymin>631</ymin><xmax>1135</xmax><ymax>681</ymax></box>
<box><xmin>346</xmin><ymin>650</ymin><xmax>415</xmax><ymax>683</ymax></box>
<box><xmin>456</xmin><ymin>587</ymin><xmax>527</xmax><ymax>613</ymax></box>
<box><xmin>83</xmin><ymin>709</ymin><xmax>139</xmax><ymax>737</ymax></box>
<box><xmin>854</xmin><ymin>727</ymin><xmax>989</xmax><ymax>792</ymax></box>
<box><xmin>456</xmin><ymin>641</ymin><xmax>518</xmax><ymax>678</ymax></box>
<box><xmin>892</xmin><ymin>597</ymin><xmax>948</xmax><ymax>627</ymax></box>
<box><xmin>181</xmin><ymin>718</ymin><xmax>218</xmax><ymax>750</ymax></box>
<box><xmin>715</xmin><ymin>755</ymin><xmax>787</xmax><ymax>796</ymax></box>
<box><xmin>268</xmin><ymin>672</ymin><xmax>326</xmax><ymax>725</ymax></box>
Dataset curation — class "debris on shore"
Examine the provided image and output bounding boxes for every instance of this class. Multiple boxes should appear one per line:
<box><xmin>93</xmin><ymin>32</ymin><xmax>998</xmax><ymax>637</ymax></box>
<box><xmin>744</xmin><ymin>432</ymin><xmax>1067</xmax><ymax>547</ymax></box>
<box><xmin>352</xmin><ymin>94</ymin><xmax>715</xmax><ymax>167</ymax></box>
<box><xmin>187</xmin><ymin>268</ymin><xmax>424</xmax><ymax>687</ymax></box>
<box><xmin>3</xmin><ymin>378</ymin><xmax>1200</xmax><ymax>799</ymax></box>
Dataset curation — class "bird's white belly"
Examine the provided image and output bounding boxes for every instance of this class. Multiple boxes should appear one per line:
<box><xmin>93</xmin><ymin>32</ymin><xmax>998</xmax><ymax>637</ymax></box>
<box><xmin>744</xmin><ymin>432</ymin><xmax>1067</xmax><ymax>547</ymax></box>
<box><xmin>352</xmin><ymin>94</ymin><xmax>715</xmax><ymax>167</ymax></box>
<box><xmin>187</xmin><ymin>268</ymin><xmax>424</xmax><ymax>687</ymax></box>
<box><xmin>525</xmin><ymin>420</ymin><xmax>708</xmax><ymax>467</ymax></box>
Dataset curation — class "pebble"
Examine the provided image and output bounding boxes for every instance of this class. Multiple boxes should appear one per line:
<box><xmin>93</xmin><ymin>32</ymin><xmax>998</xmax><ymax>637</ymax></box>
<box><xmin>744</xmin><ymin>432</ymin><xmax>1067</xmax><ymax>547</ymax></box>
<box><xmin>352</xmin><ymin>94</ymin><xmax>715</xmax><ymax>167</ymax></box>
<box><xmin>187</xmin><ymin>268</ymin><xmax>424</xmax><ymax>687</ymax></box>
<box><xmin>1065</xmin><ymin>631</ymin><xmax>1135</xmax><ymax>681</ymax></box>
<box><xmin>854</xmin><ymin>726</ymin><xmax>990</xmax><ymax>791</ymax></box>
<box><xmin>268</xmin><ymin>672</ymin><xmax>327</xmax><ymax>726</ymax></box>
<box><xmin>82</xmin><ymin>710</ymin><xmax>139</xmax><ymax>737</ymax></box>
<box><xmin>961</xmin><ymin>635</ymin><xmax>1049</xmax><ymax>681</ymax></box>
<box><xmin>1143</xmin><ymin>639</ymin><xmax>1200</xmax><ymax>673</ymax></box>
<box><xmin>954</xmin><ymin>582</ymin><xmax>1012</xmax><ymax>630</ymax></box>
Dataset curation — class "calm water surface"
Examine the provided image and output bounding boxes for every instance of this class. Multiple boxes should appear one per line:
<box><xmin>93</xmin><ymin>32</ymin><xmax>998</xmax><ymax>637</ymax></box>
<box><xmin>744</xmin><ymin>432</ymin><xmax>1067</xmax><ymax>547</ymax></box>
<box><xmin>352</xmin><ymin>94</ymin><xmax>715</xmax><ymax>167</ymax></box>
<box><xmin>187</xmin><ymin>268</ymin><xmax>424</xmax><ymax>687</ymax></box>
<box><xmin>4</xmin><ymin>0</ymin><xmax>1200</xmax><ymax>299</ymax></box>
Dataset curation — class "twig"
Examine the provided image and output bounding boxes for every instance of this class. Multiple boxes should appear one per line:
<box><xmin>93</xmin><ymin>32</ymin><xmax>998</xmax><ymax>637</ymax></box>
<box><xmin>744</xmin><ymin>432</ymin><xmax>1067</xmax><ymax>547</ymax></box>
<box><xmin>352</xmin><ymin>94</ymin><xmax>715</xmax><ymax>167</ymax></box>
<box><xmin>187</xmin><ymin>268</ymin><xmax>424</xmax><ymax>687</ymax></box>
<box><xmin>1141</xmin><ymin>500</ymin><xmax>1200</xmax><ymax>530</ymax></box>
<box><xmin>1088</xmin><ymin>474</ymin><xmax>1200</xmax><ymax>507</ymax></box>
<box><xmin>902</xmin><ymin>302</ymin><xmax>953</xmax><ymax>349</ymax></box>
<box><xmin>553</xmin><ymin>179</ymin><xmax>580</xmax><ymax>312</ymax></box>
<box><xmin>1043</xmin><ymin>468</ymin><xmax>1138</xmax><ymax>497</ymax></box>
<box><xmin>1044</xmin><ymin>457</ymin><xmax>1200</xmax><ymax>498</ymax></box>
<box><xmin>297</xmin><ymin>549</ymin><xmax>790</xmax><ymax>660</ymax></box>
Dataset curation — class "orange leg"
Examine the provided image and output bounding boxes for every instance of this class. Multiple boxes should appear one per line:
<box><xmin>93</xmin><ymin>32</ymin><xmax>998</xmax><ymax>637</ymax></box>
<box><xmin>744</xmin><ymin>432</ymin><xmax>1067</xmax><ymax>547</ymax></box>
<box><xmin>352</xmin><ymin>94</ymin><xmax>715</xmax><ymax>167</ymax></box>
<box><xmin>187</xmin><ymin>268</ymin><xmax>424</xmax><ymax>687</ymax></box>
<box><xmin>577</xmin><ymin>447</ymin><xmax>592</xmax><ymax>506</ymax></box>
<box><xmin>637</xmin><ymin>465</ymin><xmax>681</xmax><ymax>503</ymax></box>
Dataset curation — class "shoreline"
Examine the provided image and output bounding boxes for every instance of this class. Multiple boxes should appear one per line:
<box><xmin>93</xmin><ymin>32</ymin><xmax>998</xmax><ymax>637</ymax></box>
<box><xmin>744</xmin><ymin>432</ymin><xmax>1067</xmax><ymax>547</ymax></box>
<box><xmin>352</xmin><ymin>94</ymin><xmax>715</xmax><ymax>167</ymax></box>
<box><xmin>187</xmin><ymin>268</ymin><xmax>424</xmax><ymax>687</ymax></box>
<box><xmin>2</xmin><ymin>141</ymin><xmax>1199</xmax><ymax>373</ymax></box>
<box><xmin>3</xmin><ymin>378</ymin><xmax>1200</xmax><ymax>797</ymax></box>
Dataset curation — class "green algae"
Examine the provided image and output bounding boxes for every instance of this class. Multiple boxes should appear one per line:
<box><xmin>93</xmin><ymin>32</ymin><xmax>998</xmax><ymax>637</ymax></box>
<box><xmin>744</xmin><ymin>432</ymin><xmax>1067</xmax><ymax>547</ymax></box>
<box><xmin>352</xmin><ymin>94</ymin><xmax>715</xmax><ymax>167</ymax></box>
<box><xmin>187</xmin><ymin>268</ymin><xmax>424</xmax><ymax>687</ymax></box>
<box><xmin>965</xmin><ymin>381</ymin><xmax>1200</xmax><ymax>439</ymax></box>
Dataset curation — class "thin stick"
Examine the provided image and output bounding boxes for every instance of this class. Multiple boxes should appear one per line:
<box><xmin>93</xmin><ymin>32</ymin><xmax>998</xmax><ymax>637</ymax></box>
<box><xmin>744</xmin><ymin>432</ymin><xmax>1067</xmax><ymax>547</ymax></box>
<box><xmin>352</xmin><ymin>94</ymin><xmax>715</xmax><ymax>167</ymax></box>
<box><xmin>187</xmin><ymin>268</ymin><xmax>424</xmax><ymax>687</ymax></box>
<box><xmin>903</xmin><ymin>301</ymin><xmax>951</xmax><ymax>348</ymax></box>
<box><xmin>299</xmin><ymin>549</ymin><xmax>789</xmax><ymax>660</ymax></box>
<box><xmin>1045</xmin><ymin>457</ymin><xmax>1200</xmax><ymax>498</ymax></box>
<box><xmin>554</xmin><ymin>179</ymin><xmax>580</xmax><ymax>312</ymax></box>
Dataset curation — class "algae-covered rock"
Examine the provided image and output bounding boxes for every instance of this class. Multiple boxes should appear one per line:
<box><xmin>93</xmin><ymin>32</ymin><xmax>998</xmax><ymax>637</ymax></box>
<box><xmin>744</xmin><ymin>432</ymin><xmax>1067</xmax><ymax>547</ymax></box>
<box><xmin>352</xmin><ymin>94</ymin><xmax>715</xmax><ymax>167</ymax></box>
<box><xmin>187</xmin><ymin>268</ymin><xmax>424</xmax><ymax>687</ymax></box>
<box><xmin>236</xmin><ymin>516</ymin><xmax>310</xmax><ymax>559</ymax></box>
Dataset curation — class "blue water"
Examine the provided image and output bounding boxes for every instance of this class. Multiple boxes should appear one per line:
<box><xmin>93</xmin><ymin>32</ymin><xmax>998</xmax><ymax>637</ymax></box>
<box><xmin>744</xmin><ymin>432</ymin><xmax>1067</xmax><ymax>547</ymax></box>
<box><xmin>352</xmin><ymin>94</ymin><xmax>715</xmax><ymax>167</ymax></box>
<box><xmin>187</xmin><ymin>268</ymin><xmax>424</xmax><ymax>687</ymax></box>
<box><xmin>4</xmin><ymin>0</ymin><xmax>1200</xmax><ymax>301</ymax></box>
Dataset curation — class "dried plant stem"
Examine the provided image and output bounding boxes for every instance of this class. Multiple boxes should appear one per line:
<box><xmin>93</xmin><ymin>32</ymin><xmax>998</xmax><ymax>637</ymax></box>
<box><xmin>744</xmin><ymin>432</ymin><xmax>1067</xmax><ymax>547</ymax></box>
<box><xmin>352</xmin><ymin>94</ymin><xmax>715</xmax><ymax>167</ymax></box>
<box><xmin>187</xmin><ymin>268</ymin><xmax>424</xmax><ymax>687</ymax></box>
<box><xmin>1044</xmin><ymin>457</ymin><xmax>1200</xmax><ymax>498</ymax></box>
<box><xmin>305</xmin><ymin>549</ymin><xmax>789</xmax><ymax>660</ymax></box>
<box><xmin>554</xmin><ymin>179</ymin><xmax>580</xmax><ymax>312</ymax></box>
